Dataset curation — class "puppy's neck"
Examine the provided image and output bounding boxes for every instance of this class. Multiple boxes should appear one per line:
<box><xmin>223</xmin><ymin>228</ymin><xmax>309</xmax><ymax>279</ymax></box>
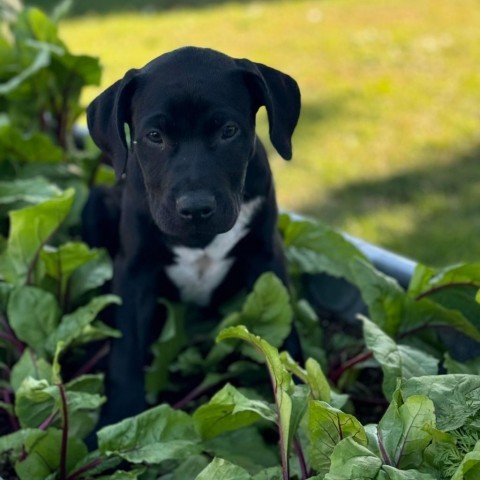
<box><xmin>165</xmin><ymin>197</ymin><xmax>263</xmax><ymax>306</ymax></box>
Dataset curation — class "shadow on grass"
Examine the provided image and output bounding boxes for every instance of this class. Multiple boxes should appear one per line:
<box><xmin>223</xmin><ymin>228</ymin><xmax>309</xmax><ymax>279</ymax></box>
<box><xmin>299</xmin><ymin>142</ymin><xmax>480</xmax><ymax>266</ymax></box>
<box><xmin>297</xmin><ymin>95</ymin><xmax>352</xmax><ymax>129</ymax></box>
<box><xmin>25</xmin><ymin>0</ymin><xmax>276</xmax><ymax>17</ymax></box>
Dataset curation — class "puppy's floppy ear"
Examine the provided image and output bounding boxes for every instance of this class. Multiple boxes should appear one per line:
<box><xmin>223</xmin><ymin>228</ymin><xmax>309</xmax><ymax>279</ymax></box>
<box><xmin>87</xmin><ymin>68</ymin><xmax>139</xmax><ymax>177</ymax></box>
<box><xmin>238</xmin><ymin>60</ymin><xmax>301</xmax><ymax>160</ymax></box>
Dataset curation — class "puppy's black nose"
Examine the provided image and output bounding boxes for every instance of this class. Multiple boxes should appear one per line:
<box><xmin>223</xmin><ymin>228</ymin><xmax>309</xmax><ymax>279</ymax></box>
<box><xmin>176</xmin><ymin>192</ymin><xmax>216</xmax><ymax>222</ymax></box>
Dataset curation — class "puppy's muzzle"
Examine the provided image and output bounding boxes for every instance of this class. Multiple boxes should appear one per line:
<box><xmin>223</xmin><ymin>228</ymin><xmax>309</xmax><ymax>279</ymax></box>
<box><xmin>176</xmin><ymin>191</ymin><xmax>217</xmax><ymax>223</ymax></box>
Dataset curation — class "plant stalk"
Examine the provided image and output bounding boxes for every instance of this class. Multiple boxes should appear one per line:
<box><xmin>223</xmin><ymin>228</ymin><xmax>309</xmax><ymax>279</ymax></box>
<box><xmin>0</xmin><ymin>314</ymin><xmax>25</xmax><ymax>355</ymax></box>
<box><xmin>39</xmin><ymin>411</ymin><xmax>57</xmax><ymax>430</ymax></box>
<box><xmin>415</xmin><ymin>281</ymin><xmax>479</xmax><ymax>301</ymax></box>
<box><xmin>2</xmin><ymin>389</ymin><xmax>20</xmax><ymax>432</ymax></box>
<box><xmin>265</xmin><ymin>362</ymin><xmax>290</xmax><ymax>480</ymax></box>
<box><xmin>72</xmin><ymin>342</ymin><xmax>110</xmax><ymax>377</ymax></box>
<box><xmin>329</xmin><ymin>350</ymin><xmax>373</xmax><ymax>383</ymax></box>
<box><xmin>58</xmin><ymin>384</ymin><xmax>69</xmax><ymax>480</ymax></box>
<box><xmin>293</xmin><ymin>436</ymin><xmax>309</xmax><ymax>480</ymax></box>
<box><xmin>66</xmin><ymin>457</ymin><xmax>104</xmax><ymax>480</ymax></box>
<box><xmin>0</xmin><ymin>331</ymin><xmax>25</xmax><ymax>355</ymax></box>
<box><xmin>172</xmin><ymin>380</ymin><xmax>219</xmax><ymax>410</ymax></box>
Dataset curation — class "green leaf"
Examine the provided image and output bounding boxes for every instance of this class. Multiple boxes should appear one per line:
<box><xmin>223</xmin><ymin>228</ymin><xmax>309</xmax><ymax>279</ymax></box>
<box><xmin>0</xmin><ymin>177</ymin><xmax>61</xmax><ymax>206</ymax></box>
<box><xmin>280</xmin><ymin>351</ymin><xmax>309</xmax><ymax>383</ymax></box>
<box><xmin>64</xmin><ymin>374</ymin><xmax>105</xmax><ymax>438</ymax></box>
<box><xmin>14</xmin><ymin>428</ymin><xmax>87</xmax><ymax>480</ymax></box>
<box><xmin>308</xmin><ymin>399</ymin><xmax>367</xmax><ymax>476</ymax></box>
<box><xmin>0</xmin><ymin>119</ymin><xmax>63</xmax><ymax>164</ymax></box>
<box><xmin>15</xmin><ymin>376</ymin><xmax>105</xmax><ymax>430</ymax></box>
<box><xmin>0</xmin><ymin>47</ymin><xmax>51</xmax><ymax>95</ymax></box>
<box><xmin>402</xmin><ymin>296</ymin><xmax>480</xmax><ymax>343</ymax></box>
<box><xmin>73</xmin><ymin>316</ymin><xmax>118</xmax><ymax>346</ymax></box>
<box><xmin>444</xmin><ymin>354</ymin><xmax>480</xmax><ymax>375</ymax></box>
<box><xmin>401</xmin><ymin>375</ymin><xmax>480</xmax><ymax>431</ymax></box>
<box><xmin>54</xmin><ymin>51</ymin><xmax>101</xmax><ymax>87</ymax></box>
<box><xmin>217</xmin><ymin>326</ymin><xmax>294</xmax><ymax>476</ymax></box>
<box><xmin>195</xmin><ymin>457</ymin><xmax>252</xmax><ymax>480</ymax></box>
<box><xmin>290</xmin><ymin>383</ymin><xmax>310</xmax><ymax>449</ymax></box>
<box><xmin>0</xmin><ymin>428</ymin><xmax>45</xmax><ymax>455</ymax></box>
<box><xmin>97</xmin><ymin>403</ymin><xmax>201</xmax><ymax>464</ymax></box>
<box><xmin>324</xmin><ymin>437</ymin><xmax>382</xmax><ymax>480</ymax></box>
<box><xmin>204</xmin><ymin>427</ymin><xmax>280</xmax><ymax>474</ymax></box>
<box><xmin>74</xmin><ymin>319</ymin><xmax>121</xmax><ymax>346</ymax></box>
<box><xmin>13</xmin><ymin>7</ymin><xmax>62</xmax><ymax>46</ymax></box>
<box><xmin>51</xmin><ymin>341</ymin><xmax>63</xmax><ymax>385</ymax></box>
<box><xmin>422</xmin><ymin>427</ymin><xmax>464</xmax><ymax>479</ymax></box>
<box><xmin>352</xmin><ymin>259</ymin><xmax>405</xmax><ymax>335</ymax></box>
<box><xmin>406</xmin><ymin>264</ymin><xmax>480</xmax><ymax>342</ymax></box>
<box><xmin>14</xmin><ymin>377</ymin><xmax>55</xmax><ymax>428</ymax></box>
<box><xmin>67</xmin><ymin>373</ymin><xmax>104</xmax><ymax>395</ymax></box>
<box><xmin>68</xmin><ymin>248</ymin><xmax>113</xmax><ymax>302</ymax></box>
<box><xmin>451</xmin><ymin>441</ymin><xmax>480</xmax><ymax>480</ymax></box>
<box><xmin>10</xmin><ymin>348</ymin><xmax>53</xmax><ymax>391</ymax></box>
<box><xmin>407</xmin><ymin>264</ymin><xmax>436</xmax><ymax>298</ymax></box>
<box><xmin>40</xmin><ymin>242</ymin><xmax>99</xmax><ymax>302</ymax></box>
<box><xmin>218</xmin><ymin>272</ymin><xmax>293</xmax><ymax>348</ymax></box>
<box><xmin>51</xmin><ymin>0</ymin><xmax>74</xmax><ymax>22</ymax></box>
<box><xmin>68</xmin><ymin>451</ymin><xmax>122</xmax><ymax>479</ymax></box>
<box><xmin>252</xmin><ymin>466</ymin><xmax>284</xmax><ymax>479</ymax></box>
<box><xmin>193</xmin><ymin>383</ymin><xmax>276</xmax><ymax>440</ymax></box>
<box><xmin>411</xmin><ymin>264</ymin><xmax>480</xmax><ymax>298</ymax></box>
<box><xmin>293</xmin><ymin>298</ymin><xmax>326</xmax><ymax>366</ymax></box>
<box><xmin>145</xmin><ymin>300</ymin><xmax>187</xmax><ymax>402</ymax></box>
<box><xmin>164</xmin><ymin>455</ymin><xmax>210</xmax><ymax>480</ymax></box>
<box><xmin>45</xmin><ymin>294</ymin><xmax>121</xmax><ymax>355</ymax></box>
<box><xmin>0</xmin><ymin>281</ymin><xmax>12</xmax><ymax>310</ymax></box>
<box><xmin>306</xmin><ymin>357</ymin><xmax>331</xmax><ymax>403</ymax></box>
<box><xmin>0</xmin><ymin>188</ymin><xmax>74</xmax><ymax>285</ymax></box>
<box><xmin>361</xmin><ymin>316</ymin><xmax>439</xmax><ymax>399</ymax></box>
<box><xmin>353</xmin><ymin>261</ymin><xmax>480</xmax><ymax>342</ymax></box>
<box><xmin>279</xmin><ymin>213</ymin><xmax>368</xmax><ymax>283</ymax></box>
<box><xmin>380</xmin><ymin>465</ymin><xmax>437</xmax><ymax>479</ymax></box>
<box><xmin>7</xmin><ymin>286</ymin><xmax>60</xmax><ymax>355</ymax></box>
<box><xmin>279</xmin><ymin>354</ymin><xmax>320</xmax><ymax>417</ymax></box>
<box><xmin>377</xmin><ymin>393</ymin><xmax>435</xmax><ymax>469</ymax></box>
<box><xmin>364</xmin><ymin>423</ymin><xmax>381</xmax><ymax>457</ymax></box>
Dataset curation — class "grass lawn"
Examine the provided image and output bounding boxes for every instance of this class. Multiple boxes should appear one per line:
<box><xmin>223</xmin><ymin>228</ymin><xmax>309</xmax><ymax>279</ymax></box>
<box><xmin>27</xmin><ymin>0</ymin><xmax>480</xmax><ymax>266</ymax></box>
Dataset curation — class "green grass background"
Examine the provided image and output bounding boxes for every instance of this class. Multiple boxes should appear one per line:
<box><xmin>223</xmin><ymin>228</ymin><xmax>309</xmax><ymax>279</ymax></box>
<box><xmin>27</xmin><ymin>0</ymin><xmax>480</xmax><ymax>266</ymax></box>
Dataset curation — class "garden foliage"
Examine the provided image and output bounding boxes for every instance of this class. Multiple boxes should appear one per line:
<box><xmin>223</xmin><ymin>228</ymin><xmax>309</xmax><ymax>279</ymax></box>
<box><xmin>0</xmin><ymin>4</ymin><xmax>479</xmax><ymax>480</ymax></box>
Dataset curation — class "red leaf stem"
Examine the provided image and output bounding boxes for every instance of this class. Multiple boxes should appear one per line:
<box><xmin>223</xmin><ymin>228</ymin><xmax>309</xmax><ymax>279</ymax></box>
<box><xmin>329</xmin><ymin>350</ymin><xmax>373</xmax><ymax>383</ymax></box>
<box><xmin>58</xmin><ymin>384</ymin><xmax>69</xmax><ymax>480</ymax></box>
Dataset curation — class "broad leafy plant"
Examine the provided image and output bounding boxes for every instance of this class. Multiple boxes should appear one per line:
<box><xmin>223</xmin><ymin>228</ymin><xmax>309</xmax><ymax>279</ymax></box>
<box><xmin>1</xmin><ymin>3</ymin><xmax>480</xmax><ymax>480</ymax></box>
<box><xmin>0</xmin><ymin>0</ymin><xmax>111</xmax><ymax>236</ymax></box>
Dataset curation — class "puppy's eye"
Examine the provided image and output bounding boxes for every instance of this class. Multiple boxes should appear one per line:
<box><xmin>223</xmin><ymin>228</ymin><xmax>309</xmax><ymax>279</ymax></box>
<box><xmin>146</xmin><ymin>130</ymin><xmax>164</xmax><ymax>144</ymax></box>
<box><xmin>221</xmin><ymin>124</ymin><xmax>239</xmax><ymax>139</ymax></box>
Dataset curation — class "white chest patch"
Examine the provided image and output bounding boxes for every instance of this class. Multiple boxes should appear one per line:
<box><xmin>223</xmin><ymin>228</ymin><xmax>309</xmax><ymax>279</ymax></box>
<box><xmin>165</xmin><ymin>197</ymin><xmax>263</xmax><ymax>306</ymax></box>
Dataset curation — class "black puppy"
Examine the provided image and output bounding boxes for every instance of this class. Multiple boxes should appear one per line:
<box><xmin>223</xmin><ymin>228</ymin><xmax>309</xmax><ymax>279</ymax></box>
<box><xmin>85</xmin><ymin>46</ymin><xmax>301</xmax><ymax>424</ymax></box>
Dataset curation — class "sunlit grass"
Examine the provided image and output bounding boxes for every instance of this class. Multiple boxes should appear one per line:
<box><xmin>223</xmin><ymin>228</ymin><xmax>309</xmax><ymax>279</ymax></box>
<box><xmin>29</xmin><ymin>0</ymin><xmax>480</xmax><ymax>265</ymax></box>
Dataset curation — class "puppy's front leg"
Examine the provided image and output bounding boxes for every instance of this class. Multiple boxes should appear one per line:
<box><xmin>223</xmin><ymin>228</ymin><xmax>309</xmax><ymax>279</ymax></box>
<box><xmin>100</xmin><ymin>255</ymin><xmax>159</xmax><ymax>425</ymax></box>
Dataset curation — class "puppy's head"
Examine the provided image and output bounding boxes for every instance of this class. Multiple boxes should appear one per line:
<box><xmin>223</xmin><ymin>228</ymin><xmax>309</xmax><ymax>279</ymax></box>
<box><xmin>87</xmin><ymin>47</ymin><xmax>300</xmax><ymax>246</ymax></box>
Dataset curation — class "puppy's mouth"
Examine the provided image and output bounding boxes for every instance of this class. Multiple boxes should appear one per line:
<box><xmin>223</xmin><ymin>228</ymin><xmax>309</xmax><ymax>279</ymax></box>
<box><xmin>162</xmin><ymin>221</ymin><xmax>238</xmax><ymax>249</ymax></box>
<box><xmin>153</xmin><ymin>207</ymin><xmax>240</xmax><ymax>248</ymax></box>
